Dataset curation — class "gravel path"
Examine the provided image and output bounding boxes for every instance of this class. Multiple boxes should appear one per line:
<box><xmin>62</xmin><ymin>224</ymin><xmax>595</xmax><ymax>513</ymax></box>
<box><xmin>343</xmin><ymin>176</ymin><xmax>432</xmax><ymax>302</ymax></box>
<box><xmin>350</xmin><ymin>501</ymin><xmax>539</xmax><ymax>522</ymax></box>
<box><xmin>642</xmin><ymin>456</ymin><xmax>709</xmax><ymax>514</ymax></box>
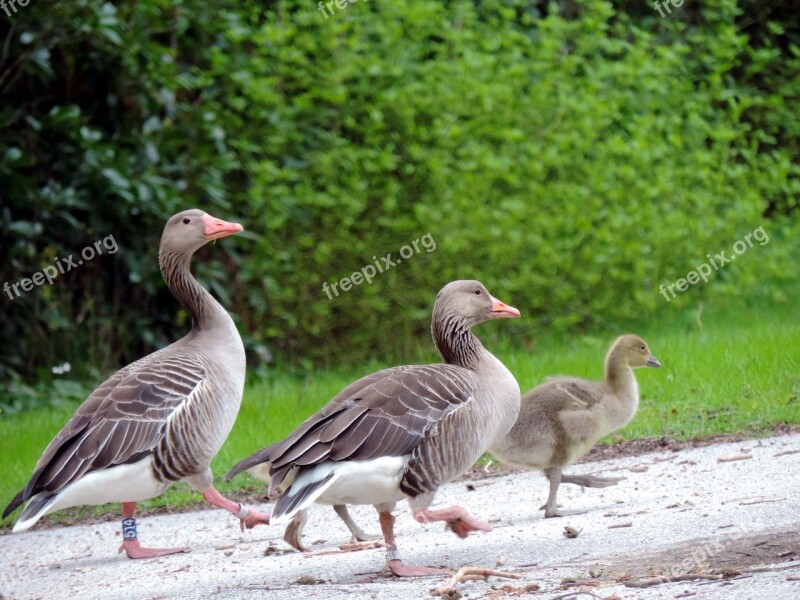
<box><xmin>2</xmin><ymin>433</ymin><xmax>799</xmax><ymax>600</ymax></box>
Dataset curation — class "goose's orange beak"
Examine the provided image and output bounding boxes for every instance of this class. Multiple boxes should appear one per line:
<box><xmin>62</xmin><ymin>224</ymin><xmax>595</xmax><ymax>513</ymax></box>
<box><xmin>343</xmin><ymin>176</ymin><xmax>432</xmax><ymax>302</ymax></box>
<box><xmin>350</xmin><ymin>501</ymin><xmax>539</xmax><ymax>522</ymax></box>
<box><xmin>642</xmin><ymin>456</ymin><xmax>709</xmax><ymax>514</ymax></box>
<box><xmin>489</xmin><ymin>296</ymin><xmax>521</xmax><ymax>319</ymax></box>
<box><xmin>202</xmin><ymin>214</ymin><xmax>244</xmax><ymax>240</ymax></box>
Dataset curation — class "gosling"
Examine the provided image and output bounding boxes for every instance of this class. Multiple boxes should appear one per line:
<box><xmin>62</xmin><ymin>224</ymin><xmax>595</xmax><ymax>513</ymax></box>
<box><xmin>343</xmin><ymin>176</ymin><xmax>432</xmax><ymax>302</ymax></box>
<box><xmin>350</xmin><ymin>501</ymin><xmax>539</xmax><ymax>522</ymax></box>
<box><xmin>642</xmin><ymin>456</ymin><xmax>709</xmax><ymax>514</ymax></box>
<box><xmin>490</xmin><ymin>334</ymin><xmax>661</xmax><ymax>518</ymax></box>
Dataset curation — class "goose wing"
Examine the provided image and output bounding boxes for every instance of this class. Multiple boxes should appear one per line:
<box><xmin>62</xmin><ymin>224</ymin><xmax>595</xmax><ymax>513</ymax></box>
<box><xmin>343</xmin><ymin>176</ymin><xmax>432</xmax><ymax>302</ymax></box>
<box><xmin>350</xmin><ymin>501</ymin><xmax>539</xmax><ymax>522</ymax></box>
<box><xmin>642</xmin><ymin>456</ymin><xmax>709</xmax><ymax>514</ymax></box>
<box><xmin>3</xmin><ymin>350</ymin><xmax>207</xmax><ymax>518</ymax></box>
<box><xmin>538</xmin><ymin>376</ymin><xmax>604</xmax><ymax>410</ymax></box>
<box><xmin>265</xmin><ymin>364</ymin><xmax>479</xmax><ymax>491</ymax></box>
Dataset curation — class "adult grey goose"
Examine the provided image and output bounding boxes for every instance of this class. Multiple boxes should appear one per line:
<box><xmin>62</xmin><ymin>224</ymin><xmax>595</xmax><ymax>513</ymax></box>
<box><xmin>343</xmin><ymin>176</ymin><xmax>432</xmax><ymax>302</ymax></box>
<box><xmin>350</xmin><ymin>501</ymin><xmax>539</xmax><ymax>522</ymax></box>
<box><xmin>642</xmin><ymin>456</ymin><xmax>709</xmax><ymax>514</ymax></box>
<box><xmin>2</xmin><ymin>209</ymin><xmax>270</xmax><ymax>558</ymax></box>
<box><xmin>489</xmin><ymin>334</ymin><xmax>661</xmax><ymax>518</ymax></box>
<box><xmin>227</xmin><ymin>280</ymin><xmax>521</xmax><ymax>576</ymax></box>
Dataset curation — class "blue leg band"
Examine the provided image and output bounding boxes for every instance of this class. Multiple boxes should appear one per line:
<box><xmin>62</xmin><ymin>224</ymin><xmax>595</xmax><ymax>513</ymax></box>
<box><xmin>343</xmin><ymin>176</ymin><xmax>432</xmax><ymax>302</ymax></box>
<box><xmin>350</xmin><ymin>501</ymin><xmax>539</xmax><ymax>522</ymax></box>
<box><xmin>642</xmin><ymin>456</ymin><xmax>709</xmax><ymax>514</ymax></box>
<box><xmin>122</xmin><ymin>517</ymin><xmax>138</xmax><ymax>541</ymax></box>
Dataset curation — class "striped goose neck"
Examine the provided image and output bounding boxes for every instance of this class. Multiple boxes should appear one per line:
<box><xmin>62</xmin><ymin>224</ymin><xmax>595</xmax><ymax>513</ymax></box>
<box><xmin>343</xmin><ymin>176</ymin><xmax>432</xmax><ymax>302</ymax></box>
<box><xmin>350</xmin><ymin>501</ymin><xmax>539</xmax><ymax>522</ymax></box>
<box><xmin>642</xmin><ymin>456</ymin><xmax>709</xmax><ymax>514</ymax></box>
<box><xmin>432</xmin><ymin>312</ymin><xmax>483</xmax><ymax>370</ymax></box>
<box><xmin>159</xmin><ymin>249</ymin><xmax>221</xmax><ymax>333</ymax></box>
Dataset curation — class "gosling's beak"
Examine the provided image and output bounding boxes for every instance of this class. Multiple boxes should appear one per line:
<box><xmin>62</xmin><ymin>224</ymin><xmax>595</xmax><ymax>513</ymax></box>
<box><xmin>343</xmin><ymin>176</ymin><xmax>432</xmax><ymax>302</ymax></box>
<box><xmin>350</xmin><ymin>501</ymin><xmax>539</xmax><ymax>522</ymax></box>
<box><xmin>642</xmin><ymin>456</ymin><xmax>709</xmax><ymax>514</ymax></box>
<box><xmin>202</xmin><ymin>214</ymin><xmax>244</xmax><ymax>240</ymax></box>
<box><xmin>646</xmin><ymin>354</ymin><xmax>662</xmax><ymax>368</ymax></box>
<box><xmin>489</xmin><ymin>295</ymin><xmax>521</xmax><ymax>319</ymax></box>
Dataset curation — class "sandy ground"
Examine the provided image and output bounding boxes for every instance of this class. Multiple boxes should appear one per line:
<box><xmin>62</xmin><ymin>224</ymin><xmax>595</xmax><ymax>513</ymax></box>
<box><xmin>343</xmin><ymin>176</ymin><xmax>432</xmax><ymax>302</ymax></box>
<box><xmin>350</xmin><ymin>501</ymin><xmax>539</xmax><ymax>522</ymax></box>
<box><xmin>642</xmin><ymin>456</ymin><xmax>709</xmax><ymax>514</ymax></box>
<box><xmin>1</xmin><ymin>433</ymin><xmax>799</xmax><ymax>600</ymax></box>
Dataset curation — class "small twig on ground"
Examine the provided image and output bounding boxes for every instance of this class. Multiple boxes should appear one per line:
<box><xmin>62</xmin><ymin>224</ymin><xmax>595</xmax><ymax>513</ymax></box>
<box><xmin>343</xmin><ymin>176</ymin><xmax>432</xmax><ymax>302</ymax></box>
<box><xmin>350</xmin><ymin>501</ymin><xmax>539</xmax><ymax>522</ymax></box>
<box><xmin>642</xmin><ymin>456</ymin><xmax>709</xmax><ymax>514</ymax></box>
<box><xmin>651</xmin><ymin>455</ymin><xmax>679</xmax><ymax>463</ymax></box>
<box><xmin>306</xmin><ymin>540</ymin><xmax>383</xmax><ymax>556</ymax></box>
<box><xmin>624</xmin><ymin>573</ymin><xmax>723</xmax><ymax>588</ymax></box>
<box><xmin>717</xmin><ymin>454</ymin><xmax>752</xmax><ymax>463</ymax></box>
<box><xmin>477</xmin><ymin>582</ymin><xmax>541</xmax><ymax>599</ymax></box>
<box><xmin>625</xmin><ymin>563</ymin><xmax>800</xmax><ymax>590</ymax></box>
<box><xmin>738</xmin><ymin>497</ymin><xmax>786</xmax><ymax>506</ymax></box>
<box><xmin>243</xmin><ymin>583</ymin><xmax>272</xmax><ymax>591</ymax></box>
<box><xmin>774</xmin><ymin>450</ymin><xmax>800</xmax><ymax>457</ymax></box>
<box><xmin>432</xmin><ymin>567</ymin><xmax>521</xmax><ymax>597</ymax></box>
<box><xmin>696</xmin><ymin>574</ymin><xmax>752</xmax><ymax>586</ymax></box>
<box><xmin>215</xmin><ymin>542</ymin><xmax>236</xmax><ymax>551</ymax></box>
<box><xmin>340</xmin><ymin>540</ymin><xmax>384</xmax><ymax>552</ymax></box>
<box><xmin>466</xmin><ymin>481</ymin><xmax>494</xmax><ymax>490</ymax></box>
<box><xmin>157</xmin><ymin>564</ymin><xmax>191</xmax><ymax>576</ymax></box>
<box><xmin>741</xmin><ymin>562</ymin><xmax>800</xmax><ymax>574</ymax></box>
<box><xmin>608</xmin><ymin>522</ymin><xmax>633</xmax><ymax>529</ymax></box>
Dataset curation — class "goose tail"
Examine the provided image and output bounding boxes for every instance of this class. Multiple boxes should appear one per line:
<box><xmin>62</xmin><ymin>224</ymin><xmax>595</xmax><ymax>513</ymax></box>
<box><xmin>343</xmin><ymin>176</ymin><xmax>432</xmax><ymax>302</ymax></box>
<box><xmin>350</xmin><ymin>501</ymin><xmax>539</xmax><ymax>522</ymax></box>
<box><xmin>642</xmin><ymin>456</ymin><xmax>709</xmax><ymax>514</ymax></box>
<box><xmin>10</xmin><ymin>493</ymin><xmax>57</xmax><ymax>533</ymax></box>
<box><xmin>271</xmin><ymin>466</ymin><xmax>340</xmax><ymax>525</ymax></box>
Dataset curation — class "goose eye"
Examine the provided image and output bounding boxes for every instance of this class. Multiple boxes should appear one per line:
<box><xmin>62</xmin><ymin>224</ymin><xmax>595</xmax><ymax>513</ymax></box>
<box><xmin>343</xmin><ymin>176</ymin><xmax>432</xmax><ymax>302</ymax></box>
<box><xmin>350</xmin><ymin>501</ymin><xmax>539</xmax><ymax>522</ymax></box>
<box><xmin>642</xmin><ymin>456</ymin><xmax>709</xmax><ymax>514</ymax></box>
<box><xmin>639</xmin><ymin>344</ymin><xmax>646</xmax><ymax>351</ymax></box>
<box><xmin>182</xmin><ymin>217</ymin><xmax>191</xmax><ymax>224</ymax></box>
<box><xmin>473</xmin><ymin>289</ymin><xmax>482</xmax><ymax>295</ymax></box>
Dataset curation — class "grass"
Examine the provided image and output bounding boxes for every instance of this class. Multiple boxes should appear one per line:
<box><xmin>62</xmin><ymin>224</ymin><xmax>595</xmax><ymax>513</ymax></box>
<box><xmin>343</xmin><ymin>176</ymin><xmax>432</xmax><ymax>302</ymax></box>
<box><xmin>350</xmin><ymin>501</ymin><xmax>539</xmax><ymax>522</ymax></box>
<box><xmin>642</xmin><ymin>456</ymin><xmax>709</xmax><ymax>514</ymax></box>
<box><xmin>1</xmin><ymin>290</ymin><xmax>798</xmax><ymax>530</ymax></box>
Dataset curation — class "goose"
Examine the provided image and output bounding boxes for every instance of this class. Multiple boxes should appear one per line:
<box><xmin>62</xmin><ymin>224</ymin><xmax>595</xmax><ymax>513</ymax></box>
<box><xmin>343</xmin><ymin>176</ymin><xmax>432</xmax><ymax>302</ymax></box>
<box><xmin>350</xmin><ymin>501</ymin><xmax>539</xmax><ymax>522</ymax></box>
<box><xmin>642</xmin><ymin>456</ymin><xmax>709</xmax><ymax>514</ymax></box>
<box><xmin>227</xmin><ymin>450</ymin><xmax>378</xmax><ymax>551</ymax></box>
<box><xmin>2</xmin><ymin>209</ymin><xmax>270</xmax><ymax>558</ymax></box>
<box><xmin>227</xmin><ymin>280</ymin><xmax>521</xmax><ymax>576</ymax></box>
<box><xmin>489</xmin><ymin>334</ymin><xmax>661</xmax><ymax>518</ymax></box>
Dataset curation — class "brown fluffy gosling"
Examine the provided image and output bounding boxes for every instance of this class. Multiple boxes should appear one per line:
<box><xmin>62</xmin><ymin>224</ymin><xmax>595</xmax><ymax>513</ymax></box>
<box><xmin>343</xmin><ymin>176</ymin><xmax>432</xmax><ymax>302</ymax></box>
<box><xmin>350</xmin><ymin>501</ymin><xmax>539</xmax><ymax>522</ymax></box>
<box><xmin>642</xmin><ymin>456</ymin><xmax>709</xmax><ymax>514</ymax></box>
<box><xmin>489</xmin><ymin>334</ymin><xmax>661</xmax><ymax>518</ymax></box>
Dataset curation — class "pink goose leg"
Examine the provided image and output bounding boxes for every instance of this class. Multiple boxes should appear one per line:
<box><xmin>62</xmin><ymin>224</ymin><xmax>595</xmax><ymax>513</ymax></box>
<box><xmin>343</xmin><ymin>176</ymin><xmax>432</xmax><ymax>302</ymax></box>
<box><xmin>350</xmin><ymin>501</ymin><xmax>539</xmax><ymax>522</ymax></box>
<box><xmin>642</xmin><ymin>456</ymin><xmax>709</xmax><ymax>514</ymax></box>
<box><xmin>380</xmin><ymin>511</ymin><xmax>450</xmax><ymax>577</ymax></box>
<box><xmin>202</xmin><ymin>487</ymin><xmax>271</xmax><ymax>530</ymax></box>
<box><xmin>414</xmin><ymin>506</ymin><xmax>492</xmax><ymax>538</ymax></box>
<box><xmin>118</xmin><ymin>502</ymin><xmax>189</xmax><ymax>559</ymax></box>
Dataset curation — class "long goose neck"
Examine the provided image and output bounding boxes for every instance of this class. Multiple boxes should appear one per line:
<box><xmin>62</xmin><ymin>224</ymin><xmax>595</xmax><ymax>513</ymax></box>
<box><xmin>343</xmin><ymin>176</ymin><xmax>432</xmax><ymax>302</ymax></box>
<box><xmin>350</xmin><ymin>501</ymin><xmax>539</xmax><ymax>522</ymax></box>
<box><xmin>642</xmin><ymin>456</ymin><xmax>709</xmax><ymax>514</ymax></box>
<box><xmin>604</xmin><ymin>346</ymin><xmax>635</xmax><ymax>395</ymax></box>
<box><xmin>159</xmin><ymin>249</ymin><xmax>229</xmax><ymax>335</ymax></box>
<box><xmin>431</xmin><ymin>311</ymin><xmax>484</xmax><ymax>370</ymax></box>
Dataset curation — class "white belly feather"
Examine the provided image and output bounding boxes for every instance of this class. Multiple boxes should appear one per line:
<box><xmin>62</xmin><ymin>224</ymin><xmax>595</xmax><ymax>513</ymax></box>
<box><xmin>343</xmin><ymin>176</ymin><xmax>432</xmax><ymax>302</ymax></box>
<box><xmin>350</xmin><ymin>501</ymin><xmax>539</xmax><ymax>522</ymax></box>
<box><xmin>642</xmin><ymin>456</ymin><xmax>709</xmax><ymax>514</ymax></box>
<box><xmin>13</xmin><ymin>456</ymin><xmax>169</xmax><ymax>533</ymax></box>
<box><xmin>270</xmin><ymin>456</ymin><xmax>410</xmax><ymax>525</ymax></box>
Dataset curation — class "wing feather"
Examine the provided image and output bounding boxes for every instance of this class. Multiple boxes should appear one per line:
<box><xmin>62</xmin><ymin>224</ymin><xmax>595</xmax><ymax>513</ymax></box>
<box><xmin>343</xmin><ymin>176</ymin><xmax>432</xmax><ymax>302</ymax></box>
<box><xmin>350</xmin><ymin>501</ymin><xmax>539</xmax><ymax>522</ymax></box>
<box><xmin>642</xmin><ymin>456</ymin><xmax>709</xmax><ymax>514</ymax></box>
<box><xmin>3</xmin><ymin>349</ymin><xmax>208</xmax><ymax>518</ymax></box>
<box><xmin>539</xmin><ymin>376</ymin><xmax>604</xmax><ymax>410</ymax></box>
<box><xmin>263</xmin><ymin>364</ymin><xmax>478</xmax><ymax>490</ymax></box>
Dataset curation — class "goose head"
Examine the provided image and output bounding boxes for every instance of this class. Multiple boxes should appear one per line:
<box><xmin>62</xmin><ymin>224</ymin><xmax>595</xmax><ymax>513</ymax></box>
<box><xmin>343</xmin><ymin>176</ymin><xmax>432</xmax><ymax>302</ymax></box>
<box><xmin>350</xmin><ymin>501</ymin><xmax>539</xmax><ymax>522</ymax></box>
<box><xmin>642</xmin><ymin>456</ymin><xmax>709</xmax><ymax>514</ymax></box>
<box><xmin>613</xmin><ymin>334</ymin><xmax>661</xmax><ymax>369</ymax></box>
<box><xmin>161</xmin><ymin>209</ymin><xmax>244</xmax><ymax>255</ymax></box>
<box><xmin>433</xmin><ymin>280</ymin><xmax>520</xmax><ymax>328</ymax></box>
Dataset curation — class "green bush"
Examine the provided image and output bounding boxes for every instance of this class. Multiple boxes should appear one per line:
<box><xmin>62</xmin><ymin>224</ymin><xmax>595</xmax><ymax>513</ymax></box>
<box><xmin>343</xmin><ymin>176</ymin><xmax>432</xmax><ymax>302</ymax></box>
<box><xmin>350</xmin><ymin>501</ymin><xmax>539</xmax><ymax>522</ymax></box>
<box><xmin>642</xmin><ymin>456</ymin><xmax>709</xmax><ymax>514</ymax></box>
<box><xmin>1</xmin><ymin>0</ymin><xmax>798</xmax><ymax>408</ymax></box>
